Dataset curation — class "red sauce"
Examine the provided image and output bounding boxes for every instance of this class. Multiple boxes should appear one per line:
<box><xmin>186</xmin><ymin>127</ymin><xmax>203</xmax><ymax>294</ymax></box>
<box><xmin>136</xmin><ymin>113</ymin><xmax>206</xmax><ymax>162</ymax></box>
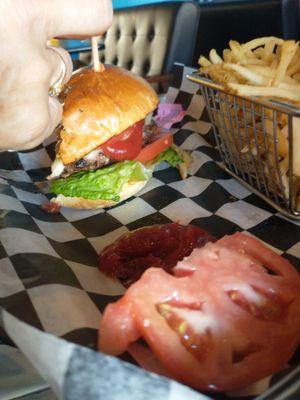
<box><xmin>40</xmin><ymin>202</ymin><xmax>61</xmax><ymax>213</ymax></box>
<box><xmin>99</xmin><ymin>120</ymin><xmax>143</xmax><ymax>161</ymax></box>
<box><xmin>98</xmin><ymin>223</ymin><xmax>215</xmax><ymax>287</ymax></box>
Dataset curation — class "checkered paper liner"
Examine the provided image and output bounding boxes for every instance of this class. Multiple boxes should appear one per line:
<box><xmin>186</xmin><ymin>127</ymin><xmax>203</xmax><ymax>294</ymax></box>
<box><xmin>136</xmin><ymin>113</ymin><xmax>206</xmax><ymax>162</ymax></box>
<box><xmin>0</xmin><ymin>64</ymin><xmax>299</xmax><ymax>400</ymax></box>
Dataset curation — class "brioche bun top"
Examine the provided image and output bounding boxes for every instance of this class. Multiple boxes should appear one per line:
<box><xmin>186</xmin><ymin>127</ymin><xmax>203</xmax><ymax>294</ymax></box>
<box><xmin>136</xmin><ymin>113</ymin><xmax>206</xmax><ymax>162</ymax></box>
<box><xmin>57</xmin><ymin>66</ymin><xmax>159</xmax><ymax>165</ymax></box>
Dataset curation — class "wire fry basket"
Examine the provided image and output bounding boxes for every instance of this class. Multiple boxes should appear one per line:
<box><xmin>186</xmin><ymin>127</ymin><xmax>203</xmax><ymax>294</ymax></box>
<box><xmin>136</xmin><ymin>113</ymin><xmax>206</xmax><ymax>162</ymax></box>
<box><xmin>187</xmin><ymin>72</ymin><xmax>300</xmax><ymax>219</ymax></box>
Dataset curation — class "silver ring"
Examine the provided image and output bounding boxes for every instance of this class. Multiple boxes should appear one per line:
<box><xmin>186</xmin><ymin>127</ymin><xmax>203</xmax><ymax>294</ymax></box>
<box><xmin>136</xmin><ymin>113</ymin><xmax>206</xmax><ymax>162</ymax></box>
<box><xmin>48</xmin><ymin>47</ymin><xmax>68</xmax><ymax>97</ymax></box>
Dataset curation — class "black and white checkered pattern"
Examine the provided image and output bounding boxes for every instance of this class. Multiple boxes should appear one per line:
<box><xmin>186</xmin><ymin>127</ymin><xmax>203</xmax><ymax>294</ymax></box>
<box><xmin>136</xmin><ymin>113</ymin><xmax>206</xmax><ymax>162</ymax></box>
<box><xmin>0</xmin><ymin>64</ymin><xmax>299</xmax><ymax>399</ymax></box>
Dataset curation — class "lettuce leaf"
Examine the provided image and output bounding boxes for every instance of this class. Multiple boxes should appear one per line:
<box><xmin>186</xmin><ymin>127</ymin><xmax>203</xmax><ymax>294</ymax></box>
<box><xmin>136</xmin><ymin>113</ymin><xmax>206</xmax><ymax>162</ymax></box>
<box><xmin>50</xmin><ymin>160</ymin><xmax>152</xmax><ymax>201</ymax></box>
<box><xmin>151</xmin><ymin>145</ymin><xmax>183</xmax><ymax>167</ymax></box>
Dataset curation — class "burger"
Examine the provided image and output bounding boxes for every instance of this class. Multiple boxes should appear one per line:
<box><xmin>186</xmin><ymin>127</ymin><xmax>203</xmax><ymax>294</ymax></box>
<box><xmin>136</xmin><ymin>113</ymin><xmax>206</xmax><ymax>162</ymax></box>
<box><xmin>48</xmin><ymin>66</ymin><xmax>187</xmax><ymax>209</ymax></box>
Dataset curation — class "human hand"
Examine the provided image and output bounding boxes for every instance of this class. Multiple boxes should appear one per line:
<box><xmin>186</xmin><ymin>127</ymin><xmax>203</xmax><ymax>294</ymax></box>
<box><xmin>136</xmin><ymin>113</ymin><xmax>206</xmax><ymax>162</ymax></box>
<box><xmin>0</xmin><ymin>0</ymin><xmax>113</xmax><ymax>151</ymax></box>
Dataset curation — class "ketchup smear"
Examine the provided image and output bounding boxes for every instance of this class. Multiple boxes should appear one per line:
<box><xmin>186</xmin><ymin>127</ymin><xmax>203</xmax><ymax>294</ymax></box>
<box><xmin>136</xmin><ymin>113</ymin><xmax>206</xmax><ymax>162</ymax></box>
<box><xmin>99</xmin><ymin>120</ymin><xmax>143</xmax><ymax>161</ymax></box>
<box><xmin>98</xmin><ymin>223</ymin><xmax>215</xmax><ymax>287</ymax></box>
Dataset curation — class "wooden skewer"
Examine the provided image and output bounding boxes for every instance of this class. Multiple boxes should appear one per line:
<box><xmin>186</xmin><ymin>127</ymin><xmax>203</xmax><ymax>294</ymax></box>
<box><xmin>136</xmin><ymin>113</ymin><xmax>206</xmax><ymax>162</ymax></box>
<box><xmin>91</xmin><ymin>36</ymin><xmax>105</xmax><ymax>72</ymax></box>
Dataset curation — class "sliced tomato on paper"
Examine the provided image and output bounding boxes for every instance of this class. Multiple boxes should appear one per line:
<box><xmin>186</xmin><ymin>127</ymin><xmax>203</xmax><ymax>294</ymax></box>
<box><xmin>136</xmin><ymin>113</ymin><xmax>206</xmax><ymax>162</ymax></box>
<box><xmin>98</xmin><ymin>233</ymin><xmax>300</xmax><ymax>392</ymax></box>
<box><xmin>217</xmin><ymin>232</ymin><xmax>298</xmax><ymax>277</ymax></box>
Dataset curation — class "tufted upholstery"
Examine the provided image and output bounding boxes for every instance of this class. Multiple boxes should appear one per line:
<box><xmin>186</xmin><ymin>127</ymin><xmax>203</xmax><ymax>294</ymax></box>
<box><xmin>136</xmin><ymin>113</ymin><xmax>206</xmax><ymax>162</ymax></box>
<box><xmin>80</xmin><ymin>5</ymin><xmax>177</xmax><ymax>77</ymax></box>
<box><xmin>102</xmin><ymin>5</ymin><xmax>176</xmax><ymax>76</ymax></box>
<box><xmin>78</xmin><ymin>2</ymin><xmax>200</xmax><ymax>90</ymax></box>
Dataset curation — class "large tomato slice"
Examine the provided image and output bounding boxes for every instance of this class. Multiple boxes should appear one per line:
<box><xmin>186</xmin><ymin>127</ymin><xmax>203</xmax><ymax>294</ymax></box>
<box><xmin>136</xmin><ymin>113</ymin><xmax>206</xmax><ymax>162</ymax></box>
<box><xmin>135</xmin><ymin>132</ymin><xmax>173</xmax><ymax>164</ymax></box>
<box><xmin>98</xmin><ymin>233</ymin><xmax>300</xmax><ymax>392</ymax></box>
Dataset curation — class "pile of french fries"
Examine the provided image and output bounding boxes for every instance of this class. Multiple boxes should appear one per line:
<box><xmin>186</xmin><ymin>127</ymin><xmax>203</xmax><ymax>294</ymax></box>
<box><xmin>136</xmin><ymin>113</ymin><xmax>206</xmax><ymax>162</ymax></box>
<box><xmin>198</xmin><ymin>37</ymin><xmax>300</xmax><ymax>102</ymax></box>
<box><xmin>198</xmin><ymin>37</ymin><xmax>300</xmax><ymax>212</ymax></box>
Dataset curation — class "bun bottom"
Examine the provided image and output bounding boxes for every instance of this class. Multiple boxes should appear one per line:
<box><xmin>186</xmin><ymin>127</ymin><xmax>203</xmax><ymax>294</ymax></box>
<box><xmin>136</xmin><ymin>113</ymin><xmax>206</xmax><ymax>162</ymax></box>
<box><xmin>50</xmin><ymin>180</ymin><xmax>149</xmax><ymax>209</ymax></box>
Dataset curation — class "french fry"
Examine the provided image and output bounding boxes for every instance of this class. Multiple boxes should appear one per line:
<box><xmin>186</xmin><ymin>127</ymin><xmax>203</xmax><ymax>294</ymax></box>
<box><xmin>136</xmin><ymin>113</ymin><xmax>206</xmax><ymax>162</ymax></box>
<box><xmin>241</xmin><ymin>36</ymin><xmax>283</xmax><ymax>53</ymax></box>
<box><xmin>209</xmin><ymin>49</ymin><xmax>223</xmax><ymax>64</ymax></box>
<box><xmin>280</xmin><ymin>121</ymin><xmax>288</xmax><ymax>136</ymax></box>
<box><xmin>262</xmin><ymin>40</ymin><xmax>276</xmax><ymax>63</ymax></box>
<box><xmin>246</xmin><ymin>65</ymin><xmax>278</xmax><ymax>79</ymax></box>
<box><xmin>287</xmin><ymin>62</ymin><xmax>300</xmax><ymax>76</ymax></box>
<box><xmin>278</xmin><ymin>81</ymin><xmax>300</xmax><ymax>91</ymax></box>
<box><xmin>229</xmin><ymin>40</ymin><xmax>246</xmax><ymax>63</ymax></box>
<box><xmin>282</xmin><ymin>75</ymin><xmax>299</xmax><ymax>85</ymax></box>
<box><xmin>264</xmin><ymin>120</ymin><xmax>288</xmax><ymax>157</ymax></box>
<box><xmin>201</xmin><ymin>64</ymin><xmax>239</xmax><ymax>85</ymax></box>
<box><xmin>273</xmin><ymin>41</ymin><xmax>298</xmax><ymax>86</ymax></box>
<box><xmin>223</xmin><ymin>63</ymin><xmax>270</xmax><ymax>85</ymax></box>
<box><xmin>270</xmin><ymin>56</ymin><xmax>279</xmax><ymax>70</ymax></box>
<box><xmin>252</xmin><ymin>47</ymin><xmax>265</xmax><ymax>59</ymax></box>
<box><xmin>288</xmin><ymin>49</ymin><xmax>300</xmax><ymax>68</ymax></box>
<box><xmin>293</xmin><ymin>73</ymin><xmax>300</xmax><ymax>82</ymax></box>
<box><xmin>279</xmin><ymin>156</ymin><xmax>289</xmax><ymax>175</ymax></box>
<box><xmin>226</xmin><ymin>83</ymin><xmax>300</xmax><ymax>103</ymax></box>
<box><xmin>198</xmin><ymin>55</ymin><xmax>211</xmax><ymax>68</ymax></box>
<box><xmin>223</xmin><ymin>49</ymin><xmax>232</xmax><ymax>62</ymax></box>
<box><xmin>243</xmin><ymin>58</ymin><xmax>269</xmax><ymax>66</ymax></box>
<box><xmin>245</xmin><ymin>50</ymin><xmax>259</xmax><ymax>60</ymax></box>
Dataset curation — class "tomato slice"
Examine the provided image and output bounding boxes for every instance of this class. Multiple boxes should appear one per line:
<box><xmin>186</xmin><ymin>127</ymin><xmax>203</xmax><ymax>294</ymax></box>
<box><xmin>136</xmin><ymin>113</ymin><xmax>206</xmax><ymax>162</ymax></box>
<box><xmin>135</xmin><ymin>132</ymin><xmax>173</xmax><ymax>164</ymax></box>
<box><xmin>98</xmin><ymin>120</ymin><xmax>173</xmax><ymax>164</ymax></box>
<box><xmin>99</xmin><ymin>120</ymin><xmax>143</xmax><ymax>161</ymax></box>
<box><xmin>127</xmin><ymin>343</ymin><xmax>175</xmax><ymax>379</ymax></box>
<box><xmin>98</xmin><ymin>233</ymin><xmax>300</xmax><ymax>392</ymax></box>
<box><xmin>217</xmin><ymin>232</ymin><xmax>298</xmax><ymax>277</ymax></box>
